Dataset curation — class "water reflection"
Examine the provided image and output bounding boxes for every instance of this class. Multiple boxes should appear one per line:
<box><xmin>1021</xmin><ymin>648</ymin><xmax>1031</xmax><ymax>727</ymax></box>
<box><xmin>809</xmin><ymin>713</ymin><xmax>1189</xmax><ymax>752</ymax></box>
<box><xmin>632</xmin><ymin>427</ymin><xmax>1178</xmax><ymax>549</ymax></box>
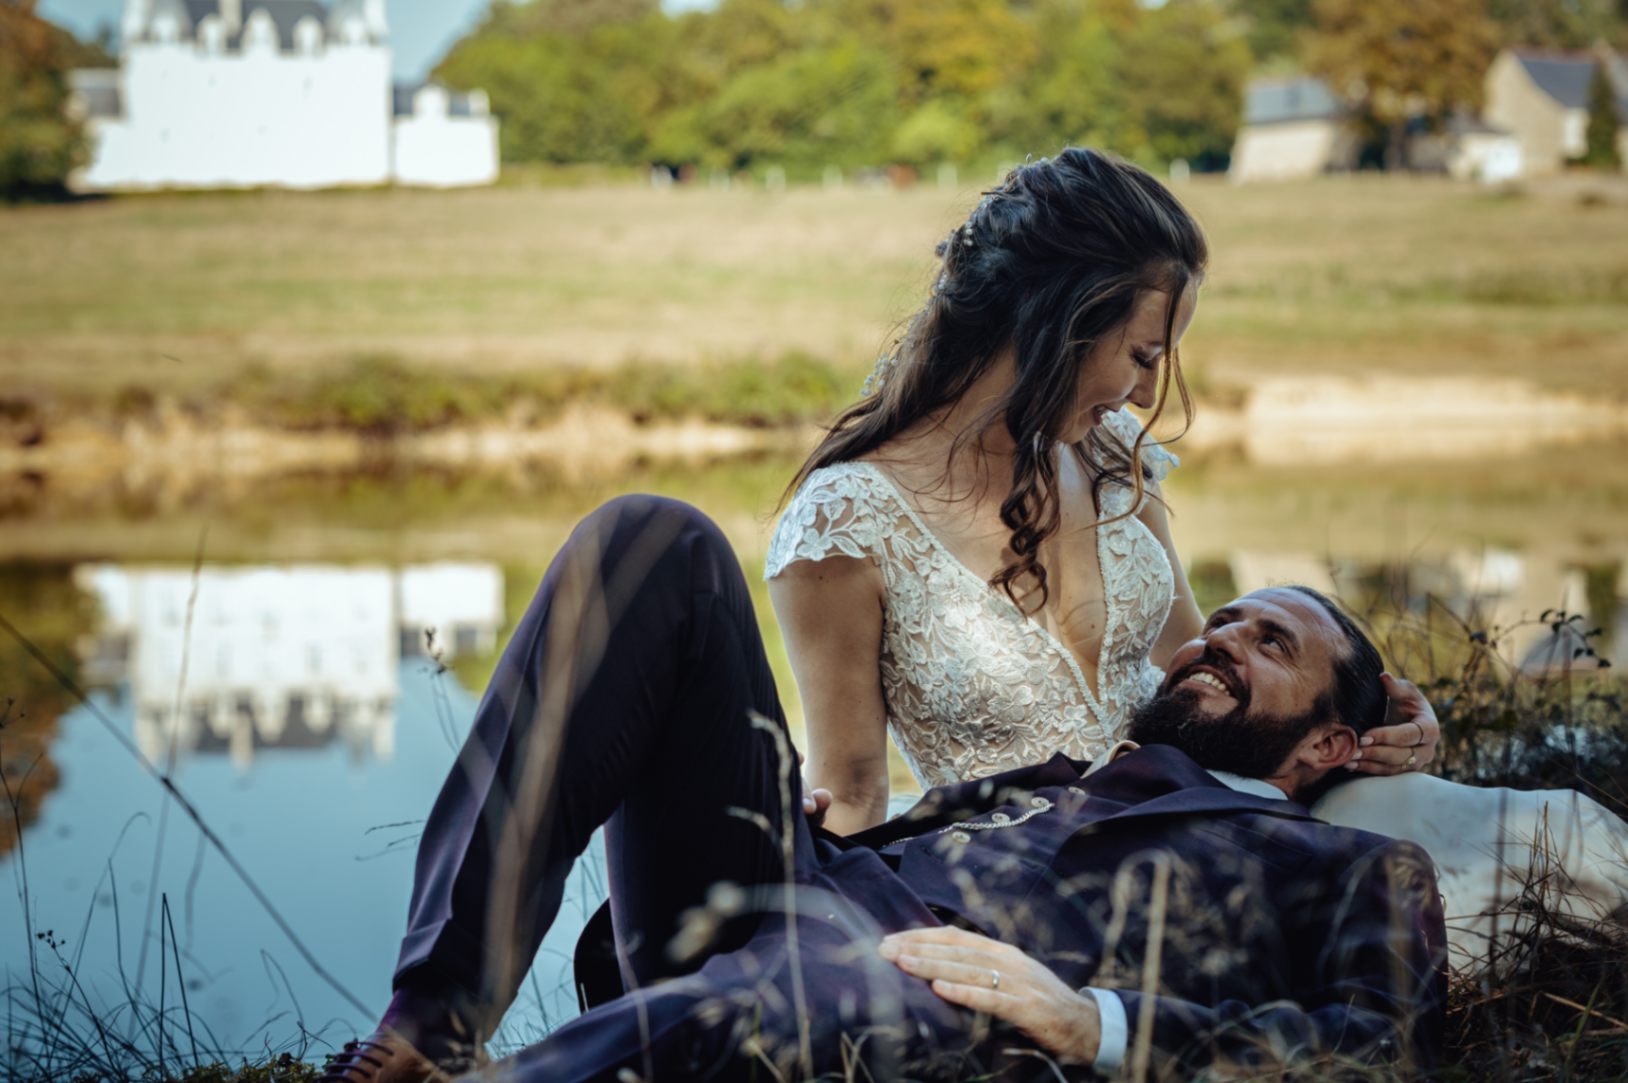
<box><xmin>1225</xmin><ymin>548</ymin><xmax>1623</xmax><ymax>671</ymax></box>
<box><xmin>0</xmin><ymin>448</ymin><xmax>1623</xmax><ymax>1064</ymax></box>
<box><xmin>74</xmin><ymin>563</ymin><xmax>505</xmax><ymax>769</ymax></box>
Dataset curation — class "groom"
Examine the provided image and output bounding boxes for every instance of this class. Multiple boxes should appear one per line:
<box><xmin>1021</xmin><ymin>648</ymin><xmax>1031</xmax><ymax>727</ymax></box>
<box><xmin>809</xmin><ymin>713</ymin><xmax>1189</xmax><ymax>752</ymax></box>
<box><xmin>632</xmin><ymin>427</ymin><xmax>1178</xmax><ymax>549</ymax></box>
<box><xmin>320</xmin><ymin>496</ymin><xmax>1446</xmax><ymax>1083</ymax></box>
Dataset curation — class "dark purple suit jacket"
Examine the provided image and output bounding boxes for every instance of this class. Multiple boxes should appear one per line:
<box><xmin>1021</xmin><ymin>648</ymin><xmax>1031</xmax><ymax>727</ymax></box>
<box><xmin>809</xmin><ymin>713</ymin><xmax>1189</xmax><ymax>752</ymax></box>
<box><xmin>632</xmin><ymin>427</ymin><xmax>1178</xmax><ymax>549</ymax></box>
<box><xmin>582</xmin><ymin>744</ymin><xmax>1447</xmax><ymax>1077</ymax></box>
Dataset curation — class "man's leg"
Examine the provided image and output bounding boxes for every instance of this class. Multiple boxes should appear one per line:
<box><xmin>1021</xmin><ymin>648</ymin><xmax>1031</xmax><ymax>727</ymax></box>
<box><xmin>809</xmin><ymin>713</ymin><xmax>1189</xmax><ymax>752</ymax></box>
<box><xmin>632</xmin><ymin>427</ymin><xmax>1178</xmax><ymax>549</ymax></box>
<box><xmin>385</xmin><ymin>495</ymin><xmax>813</xmax><ymax>1056</ymax></box>
<box><xmin>485</xmin><ymin>904</ymin><xmax>999</xmax><ymax>1083</ymax></box>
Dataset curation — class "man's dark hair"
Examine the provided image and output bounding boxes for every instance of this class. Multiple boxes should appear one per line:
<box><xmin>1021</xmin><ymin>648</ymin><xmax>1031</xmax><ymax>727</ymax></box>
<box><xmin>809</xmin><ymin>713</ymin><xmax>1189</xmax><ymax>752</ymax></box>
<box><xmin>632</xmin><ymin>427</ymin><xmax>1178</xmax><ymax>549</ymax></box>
<box><xmin>1288</xmin><ymin>585</ymin><xmax>1387</xmax><ymax>737</ymax></box>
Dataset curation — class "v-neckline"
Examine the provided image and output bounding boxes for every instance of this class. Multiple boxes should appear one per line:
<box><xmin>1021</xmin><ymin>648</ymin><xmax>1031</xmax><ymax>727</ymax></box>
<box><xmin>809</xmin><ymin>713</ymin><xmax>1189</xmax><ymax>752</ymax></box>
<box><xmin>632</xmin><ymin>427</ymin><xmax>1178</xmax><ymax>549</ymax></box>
<box><xmin>850</xmin><ymin>460</ymin><xmax>1113</xmax><ymax>716</ymax></box>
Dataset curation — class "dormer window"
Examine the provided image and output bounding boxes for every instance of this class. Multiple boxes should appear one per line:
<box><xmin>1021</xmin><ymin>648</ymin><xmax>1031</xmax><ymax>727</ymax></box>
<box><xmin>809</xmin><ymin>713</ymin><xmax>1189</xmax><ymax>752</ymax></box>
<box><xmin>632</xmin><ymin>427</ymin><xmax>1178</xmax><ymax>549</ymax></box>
<box><xmin>334</xmin><ymin>14</ymin><xmax>368</xmax><ymax>47</ymax></box>
<box><xmin>294</xmin><ymin>16</ymin><xmax>323</xmax><ymax>56</ymax></box>
<box><xmin>150</xmin><ymin>9</ymin><xmax>185</xmax><ymax>44</ymax></box>
<box><xmin>197</xmin><ymin>14</ymin><xmax>226</xmax><ymax>54</ymax></box>
<box><xmin>414</xmin><ymin>85</ymin><xmax>450</xmax><ymax>119</ymax></box>
<box><xmin>243</xmin><ymin>8</ymin><xmax>278</xmax><ymax>55</ymax></box>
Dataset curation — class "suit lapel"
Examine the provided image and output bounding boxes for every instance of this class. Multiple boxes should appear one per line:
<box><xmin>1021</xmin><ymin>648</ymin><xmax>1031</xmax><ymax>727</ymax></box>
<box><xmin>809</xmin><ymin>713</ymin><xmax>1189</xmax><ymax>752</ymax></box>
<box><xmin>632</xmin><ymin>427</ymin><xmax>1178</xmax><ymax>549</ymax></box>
<box><xmin>1068</xmin><ymin>745</ymin><xmax>1319</xmax><ymax>836</ymax></box>
<box><xmin>835</xmin><ymin>745</ymin><xmax>1321</xmax><ymax>852</ymax></box>
<box><xmin>844</xmin><ymin>751</ymin><xmax>1088</xmax><ymax>850</ymax></box>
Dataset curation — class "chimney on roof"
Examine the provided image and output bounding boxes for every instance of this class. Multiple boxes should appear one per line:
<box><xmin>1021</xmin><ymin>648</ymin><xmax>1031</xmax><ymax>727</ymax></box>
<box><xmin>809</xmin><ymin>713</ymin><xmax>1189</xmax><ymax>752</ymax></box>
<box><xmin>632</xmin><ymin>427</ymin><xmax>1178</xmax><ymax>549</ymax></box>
<box><xmin>220</xmin><ymin>0</ymin><xmax>241</xmax><ymax>35</ymax></box>
<box><xmin>363</xmin><ymin>0</ymin><xmax>388</xmax><ymax>39</ymax></box>
<box><xmin>121</xmin><ymin>0</ymin><xmax>154</xmax><ymax>44</ymax></box>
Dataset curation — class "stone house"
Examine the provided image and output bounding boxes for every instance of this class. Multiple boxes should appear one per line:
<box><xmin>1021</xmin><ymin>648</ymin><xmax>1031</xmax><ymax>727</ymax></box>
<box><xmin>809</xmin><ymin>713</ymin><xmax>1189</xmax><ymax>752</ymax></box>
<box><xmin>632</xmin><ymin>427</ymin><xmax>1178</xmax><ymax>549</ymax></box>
<box><xmin>1484</xmin><ymin>45</ymin><xmax>1628</xmax><ymax>174</ymax></box>
<box><xmin>1228</xmin><ymin>75</ymin><xmax>1358</xmax><ymax>182</ymax></box>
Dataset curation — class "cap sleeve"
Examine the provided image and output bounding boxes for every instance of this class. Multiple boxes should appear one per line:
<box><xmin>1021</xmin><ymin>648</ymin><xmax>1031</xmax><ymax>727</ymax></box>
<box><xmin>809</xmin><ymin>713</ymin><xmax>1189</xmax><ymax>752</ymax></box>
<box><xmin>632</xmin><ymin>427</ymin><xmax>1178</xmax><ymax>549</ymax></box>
<box><xmin>1101</xmin><ymin>407</ymin><xmax>1180</xmax><ymax>484</ymax></box>
<box><xmin>764</xmin><ymin>467</ymin><xmax>885</xmax><ymax>580</ymax></box>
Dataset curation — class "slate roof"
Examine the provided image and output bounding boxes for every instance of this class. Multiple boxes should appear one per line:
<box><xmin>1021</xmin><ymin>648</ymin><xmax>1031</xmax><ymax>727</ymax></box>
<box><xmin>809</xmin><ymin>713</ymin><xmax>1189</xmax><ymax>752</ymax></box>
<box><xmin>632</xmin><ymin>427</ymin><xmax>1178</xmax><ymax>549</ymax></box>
<box><xmin>1512</xmin><ymin>48</ymin><xmax>1628</xmax><ymax>119</ymax></box>
<box><xmin>1242</xmin><ymin>76</ymin><xmax>1343</xmax><ymax>126</ymax></box>
<box><xmin>69</xmin><ymin>69</ymin><xmax>122</xmax><ymax>119</ymax></box>
<box><xmin>179</xmin><ymin>0</ymin><xmax>331</xmax><ymax>50</ymax></box>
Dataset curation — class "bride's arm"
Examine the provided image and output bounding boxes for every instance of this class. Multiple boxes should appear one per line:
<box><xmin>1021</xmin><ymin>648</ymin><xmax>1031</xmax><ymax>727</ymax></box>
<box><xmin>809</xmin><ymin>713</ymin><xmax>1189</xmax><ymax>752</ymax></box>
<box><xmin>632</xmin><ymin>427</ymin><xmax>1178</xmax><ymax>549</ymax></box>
<box><xmin>1136</xmin><ymin>479</ymin><xmax>1203</xmax><ymax>669</ymax></box>
<box><xmin>768</xmin><ymin>553</ymin><xmax>893</xmax><ymax>836</ymax></box>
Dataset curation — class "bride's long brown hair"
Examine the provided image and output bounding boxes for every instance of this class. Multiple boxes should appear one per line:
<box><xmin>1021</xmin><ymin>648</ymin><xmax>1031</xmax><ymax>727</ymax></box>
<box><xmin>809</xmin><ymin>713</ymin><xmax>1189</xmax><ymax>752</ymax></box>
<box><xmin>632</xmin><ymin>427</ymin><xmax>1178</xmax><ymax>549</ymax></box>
<box><xmin>784</xmin><ymin>148</ymin><xmax>1208</xmax><ymax>613</ymax></box>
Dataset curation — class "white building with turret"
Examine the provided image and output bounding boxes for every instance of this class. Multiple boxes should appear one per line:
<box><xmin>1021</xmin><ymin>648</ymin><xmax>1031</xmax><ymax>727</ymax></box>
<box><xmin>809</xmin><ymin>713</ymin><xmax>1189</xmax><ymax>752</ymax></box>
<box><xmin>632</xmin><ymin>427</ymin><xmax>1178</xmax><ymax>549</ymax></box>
<box><xmin>67</xmin><ymin>0</ymin><xmax>499</xmax><ymax>191</ymax></box>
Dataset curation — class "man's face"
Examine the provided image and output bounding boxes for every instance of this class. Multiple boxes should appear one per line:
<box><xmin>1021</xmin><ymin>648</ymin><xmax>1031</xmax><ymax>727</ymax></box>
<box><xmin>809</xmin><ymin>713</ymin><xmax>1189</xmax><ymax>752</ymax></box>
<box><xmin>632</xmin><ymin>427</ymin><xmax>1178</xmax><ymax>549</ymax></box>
<box><xmin>1126</xmin><ymin>588</ymin><xmax>1348</xmax><ymax>779</ymax></box>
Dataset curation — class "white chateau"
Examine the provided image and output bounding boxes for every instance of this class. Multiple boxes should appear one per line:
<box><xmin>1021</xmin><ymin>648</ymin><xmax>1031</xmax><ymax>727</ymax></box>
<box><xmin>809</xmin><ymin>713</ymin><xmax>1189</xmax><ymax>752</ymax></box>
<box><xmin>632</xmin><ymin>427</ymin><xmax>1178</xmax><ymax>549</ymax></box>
<box><xmin>67</xmin><ymin>0</ymin><xmax>499</xmax><ymax>190</ymax></box>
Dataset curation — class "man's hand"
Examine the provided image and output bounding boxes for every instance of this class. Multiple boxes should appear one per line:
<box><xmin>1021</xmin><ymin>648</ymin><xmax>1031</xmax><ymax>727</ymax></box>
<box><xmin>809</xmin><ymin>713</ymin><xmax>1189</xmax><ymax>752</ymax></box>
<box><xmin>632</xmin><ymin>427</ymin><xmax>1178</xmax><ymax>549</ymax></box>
<box><xmin>879</xmin><ymin>926</ymin><xmax>1101</xmax><ymax>1066</ymax></box>
<box><xmin>1348</xmin><ymin>672</ymin><xmax>1440</xmax><ymax>775</ymax></box>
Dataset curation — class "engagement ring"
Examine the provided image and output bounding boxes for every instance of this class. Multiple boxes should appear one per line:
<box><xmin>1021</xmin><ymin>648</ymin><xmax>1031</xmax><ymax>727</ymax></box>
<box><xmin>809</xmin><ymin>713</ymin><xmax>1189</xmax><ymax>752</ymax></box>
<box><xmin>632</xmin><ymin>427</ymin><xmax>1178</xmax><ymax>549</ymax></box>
<box><xmin>990</xmin><ymin>969</ymin><xmax>1000</xmax><ymax>990</ymax></box>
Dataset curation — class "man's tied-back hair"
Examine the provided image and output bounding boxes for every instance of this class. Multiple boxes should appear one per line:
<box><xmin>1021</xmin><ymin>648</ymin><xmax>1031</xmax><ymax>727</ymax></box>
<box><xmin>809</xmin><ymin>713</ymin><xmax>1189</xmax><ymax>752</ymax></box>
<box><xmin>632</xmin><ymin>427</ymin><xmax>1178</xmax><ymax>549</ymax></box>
<box><xmin>1288</xmin><ymin>585</ymin><xmax>1387</xmax><ymax>736</ymax></box>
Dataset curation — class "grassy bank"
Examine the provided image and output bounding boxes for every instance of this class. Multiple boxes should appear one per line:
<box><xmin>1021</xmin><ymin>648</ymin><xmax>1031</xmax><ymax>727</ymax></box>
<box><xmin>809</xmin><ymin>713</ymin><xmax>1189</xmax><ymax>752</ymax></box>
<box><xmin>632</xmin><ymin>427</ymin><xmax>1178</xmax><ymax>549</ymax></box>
<box><xmin>2</xmin><ymin>177</ymin><xmax>1626</xmax><ymax>421</ymax></box>
<box><xmin>1</xmin><ymin>350</ymin><xmax>862</xmax><ymax>441</ymax></box>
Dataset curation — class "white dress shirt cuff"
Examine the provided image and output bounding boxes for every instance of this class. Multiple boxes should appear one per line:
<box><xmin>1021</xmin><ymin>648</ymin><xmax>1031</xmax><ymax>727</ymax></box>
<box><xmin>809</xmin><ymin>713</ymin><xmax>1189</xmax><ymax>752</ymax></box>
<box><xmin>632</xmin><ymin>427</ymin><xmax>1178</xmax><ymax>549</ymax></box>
<box><xmin>1084</xmin><ymin>987</ymin><xmax>1128</xmax><ymax>1074</ymax></box>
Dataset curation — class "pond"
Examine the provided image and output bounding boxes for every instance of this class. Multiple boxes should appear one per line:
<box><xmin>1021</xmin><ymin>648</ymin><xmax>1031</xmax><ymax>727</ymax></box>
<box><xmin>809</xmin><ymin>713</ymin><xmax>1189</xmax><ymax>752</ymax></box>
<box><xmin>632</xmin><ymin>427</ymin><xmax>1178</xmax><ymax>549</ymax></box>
<box><xmin>2</xmin><ymin>441</ymin><xmax>1625</xmax><ymax>1070</ymax></box>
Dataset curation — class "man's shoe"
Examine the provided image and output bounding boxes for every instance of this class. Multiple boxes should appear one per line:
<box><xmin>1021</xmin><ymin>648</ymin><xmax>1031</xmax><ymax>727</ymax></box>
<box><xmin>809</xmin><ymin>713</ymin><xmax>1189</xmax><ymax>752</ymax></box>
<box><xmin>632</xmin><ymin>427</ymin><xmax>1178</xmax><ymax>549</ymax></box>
<box><xmin>317</xmin><ymin>1028</ymin><xmax>457</xmax><ymax>1083</ymax></box>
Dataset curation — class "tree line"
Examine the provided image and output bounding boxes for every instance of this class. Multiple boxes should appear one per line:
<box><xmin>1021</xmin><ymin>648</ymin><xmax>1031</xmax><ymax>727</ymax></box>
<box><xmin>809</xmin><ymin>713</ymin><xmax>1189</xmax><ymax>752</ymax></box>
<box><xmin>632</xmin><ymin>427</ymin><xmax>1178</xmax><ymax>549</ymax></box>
<box><xmin>431</xmin><ymin>0</ymin><xmax>1627</xmax><ymax>174</ymax></box>
<box><xmin>3</xmin><ymin>0</ymin><xmax>1624</xmax><ymax>199</ymax></box>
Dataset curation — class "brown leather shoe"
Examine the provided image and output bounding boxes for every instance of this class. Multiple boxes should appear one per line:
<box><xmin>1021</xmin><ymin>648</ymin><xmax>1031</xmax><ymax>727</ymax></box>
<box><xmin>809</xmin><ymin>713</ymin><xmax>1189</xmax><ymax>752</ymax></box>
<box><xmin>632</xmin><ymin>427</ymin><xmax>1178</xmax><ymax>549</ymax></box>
<box><xmin>317</xmin><ymin>1028</ymin><xmax>457</xmax><ymax>1083</ymax></box>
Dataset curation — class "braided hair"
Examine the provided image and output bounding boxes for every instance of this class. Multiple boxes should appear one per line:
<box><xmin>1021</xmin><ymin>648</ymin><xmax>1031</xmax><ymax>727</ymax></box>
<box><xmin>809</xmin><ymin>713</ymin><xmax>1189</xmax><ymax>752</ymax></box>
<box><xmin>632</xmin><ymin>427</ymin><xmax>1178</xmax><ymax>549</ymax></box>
<box><xmin>785</xmin><ymin>148</ymin><xmax>1209</xmax><ymax>613</ymax></box>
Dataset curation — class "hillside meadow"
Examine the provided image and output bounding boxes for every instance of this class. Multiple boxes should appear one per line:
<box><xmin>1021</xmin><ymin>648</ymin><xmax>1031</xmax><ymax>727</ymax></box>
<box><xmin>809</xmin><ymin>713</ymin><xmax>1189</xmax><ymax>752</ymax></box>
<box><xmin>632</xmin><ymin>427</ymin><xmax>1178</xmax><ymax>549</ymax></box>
<box><xmin>2</xmin><ymin>173</ymin><xmax>1626</xmax><ymax>423</ymax></box>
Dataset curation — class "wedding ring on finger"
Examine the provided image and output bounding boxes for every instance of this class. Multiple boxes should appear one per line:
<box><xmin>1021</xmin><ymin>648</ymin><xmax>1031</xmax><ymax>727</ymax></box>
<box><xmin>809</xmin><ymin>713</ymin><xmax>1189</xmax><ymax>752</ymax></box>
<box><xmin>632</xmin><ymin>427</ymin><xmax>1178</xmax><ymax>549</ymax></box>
<box><xmin>1412</xmin><ymin>720</ymin><xmax>1425</xmax><ymax>746</ymax></box>
<box><xmin>990</xmin><ymin>969</ymin><xmax>1000</xmax><ymax>990</ymax></box>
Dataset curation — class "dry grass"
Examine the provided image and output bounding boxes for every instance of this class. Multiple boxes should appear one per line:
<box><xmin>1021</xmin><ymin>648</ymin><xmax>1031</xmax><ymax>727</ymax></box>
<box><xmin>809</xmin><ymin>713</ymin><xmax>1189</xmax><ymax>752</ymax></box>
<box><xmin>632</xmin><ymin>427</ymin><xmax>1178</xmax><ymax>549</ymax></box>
<box><xmin>2</xmin><ymin>176</ymin><xmax>1626</xmax><ymax>407</ymax></box>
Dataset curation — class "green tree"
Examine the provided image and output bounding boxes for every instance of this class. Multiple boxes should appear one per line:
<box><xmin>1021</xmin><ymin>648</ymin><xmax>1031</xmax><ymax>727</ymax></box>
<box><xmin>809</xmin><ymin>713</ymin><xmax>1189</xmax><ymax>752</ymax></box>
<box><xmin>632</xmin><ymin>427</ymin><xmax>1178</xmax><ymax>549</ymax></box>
<box><xmin>983</xmin><ymin>0</ymin><xmax>1126</xmax><ymax>157</ymax></box>
<box><xmin>691</xmin><ymin>42</ymin><xmax>901</xmax><ymax>170</ymax></box>
<box><xmin>434</xmin><ymin>11</ymin><xmax>680</xmax><ymax>163</ymax></box>
<box><xmin>891</xmin><ymin>97</ymin><xmax>979</xmax><ymax>166</ymax></box>
<box><xmin>1583</xmin><ymin>60</ymin><xmax>1623</xmax><ymax>166</ymax></box>
<box><xmin>0</xmin><ymin>0</ymin><xmax>87</xmax><ymax>200</ymax></box>
<box><xmin>1306</xmin><ymin>0</ymin><xmax>1500</xmax><ymax>169</ymax></box>
<box><xmin>1233</xmin><ymin>0</ymin><xmax>1316</xmax><ymax>64</ymax></box>
<box><xmin>1487</xmin><ymin>0</ymin><xmax>1625</xmax><ymax>48</ymax></box>
<box><xmin>476</xmin><ymin>0</ymin><xmax>660</xmax><ymax>38</ymax></box>
<box><xmin>809</xmin><ymin>0</ymin><xmax>1032</xmax><ymax>107</ymax></box>
<box><xmin>0</xmin><ymin>563</ymin><xmax>97</xmax><ymax>860</ymax></box>
<box><xmin>1118</xmin><ymin>0</ymin><xmax>1253</xmax><ymax>168</ymax></box>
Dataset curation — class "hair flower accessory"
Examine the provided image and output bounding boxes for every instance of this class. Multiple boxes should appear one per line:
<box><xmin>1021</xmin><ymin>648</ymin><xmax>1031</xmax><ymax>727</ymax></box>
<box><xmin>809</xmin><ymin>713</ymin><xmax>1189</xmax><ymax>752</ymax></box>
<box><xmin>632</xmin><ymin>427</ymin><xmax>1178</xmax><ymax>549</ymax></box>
<box><xmin>862</xmin><ymin>353</ymin><xmax>898</xmax><ymax>397</ymax></box>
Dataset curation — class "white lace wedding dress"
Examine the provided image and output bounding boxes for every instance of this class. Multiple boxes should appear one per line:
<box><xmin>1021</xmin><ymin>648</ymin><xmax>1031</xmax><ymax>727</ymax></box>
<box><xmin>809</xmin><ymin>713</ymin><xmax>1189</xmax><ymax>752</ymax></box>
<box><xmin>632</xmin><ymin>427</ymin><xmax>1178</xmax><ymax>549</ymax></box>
<box><xmin>766</xmin><ymin>407</ymin><xmax>1628</xmax><ymax>969</ymax></box>
<box><xmin>765</xmin><ymin>408</ymin><xmax>1176</xmax><ymax>788</ymax></box>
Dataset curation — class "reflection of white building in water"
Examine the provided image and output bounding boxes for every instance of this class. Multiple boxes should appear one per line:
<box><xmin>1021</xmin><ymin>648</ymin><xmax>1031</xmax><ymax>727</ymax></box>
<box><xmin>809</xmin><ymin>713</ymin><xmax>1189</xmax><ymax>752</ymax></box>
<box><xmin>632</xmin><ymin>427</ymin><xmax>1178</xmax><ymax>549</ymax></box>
<box><xmin>67</xmin><ymin>0</ymin><xmax>499</xmax><ymax>191</ymax></box>
<box><xmin>77</xmin><ymin>562</ymin><xmax>505</xmax><ymax>767</ymax></box>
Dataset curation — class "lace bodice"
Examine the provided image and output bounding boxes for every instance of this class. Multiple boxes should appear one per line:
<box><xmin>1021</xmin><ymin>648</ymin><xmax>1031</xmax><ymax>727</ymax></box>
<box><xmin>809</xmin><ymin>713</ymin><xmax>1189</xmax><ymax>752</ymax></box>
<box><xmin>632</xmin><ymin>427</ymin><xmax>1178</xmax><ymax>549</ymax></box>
<box><xmin>765</xmin><ymin>408</ymin><xmax>1178</xmax><ymax>789</ymax></box>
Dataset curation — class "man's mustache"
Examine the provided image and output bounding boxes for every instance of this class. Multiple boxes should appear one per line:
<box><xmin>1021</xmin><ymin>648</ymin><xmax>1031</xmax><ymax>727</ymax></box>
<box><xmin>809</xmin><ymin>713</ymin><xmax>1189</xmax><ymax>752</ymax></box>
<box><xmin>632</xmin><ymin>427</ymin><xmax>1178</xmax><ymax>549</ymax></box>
<box><xmin>1165</xmin><ymin>649</ymin><xmax>1249</xmax><ymax>706</ymax></box>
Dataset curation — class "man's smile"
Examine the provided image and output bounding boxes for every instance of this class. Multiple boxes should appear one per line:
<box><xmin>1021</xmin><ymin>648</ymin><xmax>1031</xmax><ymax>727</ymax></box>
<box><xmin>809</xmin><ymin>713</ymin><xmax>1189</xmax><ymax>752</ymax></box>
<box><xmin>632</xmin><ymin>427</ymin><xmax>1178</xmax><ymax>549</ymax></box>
<box><xmin>1181</xmin><ymin>670</ymin><xmax>1231</xmax><ymax>696</ymax></box>
<box><xmin>1167</xmin><ymin>661</ymin><xmax>1246</xmax><ymax>703</ymax></box>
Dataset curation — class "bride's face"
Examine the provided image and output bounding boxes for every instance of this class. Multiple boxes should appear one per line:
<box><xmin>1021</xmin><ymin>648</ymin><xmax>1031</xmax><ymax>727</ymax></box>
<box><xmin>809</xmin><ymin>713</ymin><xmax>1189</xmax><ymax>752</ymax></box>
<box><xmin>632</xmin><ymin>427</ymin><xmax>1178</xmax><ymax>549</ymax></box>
<box><xmin>1062</xmin><ymin>285</ymin><xmax>1197</xmax><ymax>443</ymax></box>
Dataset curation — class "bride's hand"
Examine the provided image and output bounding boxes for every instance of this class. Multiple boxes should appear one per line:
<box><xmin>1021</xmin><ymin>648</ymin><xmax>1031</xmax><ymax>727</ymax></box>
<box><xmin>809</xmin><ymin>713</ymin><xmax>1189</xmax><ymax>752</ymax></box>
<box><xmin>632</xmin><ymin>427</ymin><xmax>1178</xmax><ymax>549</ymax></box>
<box><xmin>802</xmin><ymin>787</ymin><xmax>833</xmax><ymax>826</ymax></box>
<box><xmin>1348</xmin><ymin>672</ymin><xmax>1439</xmax><ymax>775</ymax></box>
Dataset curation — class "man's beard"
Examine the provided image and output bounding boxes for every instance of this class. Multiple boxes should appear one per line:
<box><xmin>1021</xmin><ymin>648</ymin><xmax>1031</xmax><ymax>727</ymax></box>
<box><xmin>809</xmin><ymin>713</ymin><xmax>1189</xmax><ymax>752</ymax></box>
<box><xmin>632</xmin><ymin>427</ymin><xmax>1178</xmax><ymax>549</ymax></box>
<box><xmin>1126</xmin><ymin>680</ymin><xmax>1323</xmax><ymax>782</ymax></box>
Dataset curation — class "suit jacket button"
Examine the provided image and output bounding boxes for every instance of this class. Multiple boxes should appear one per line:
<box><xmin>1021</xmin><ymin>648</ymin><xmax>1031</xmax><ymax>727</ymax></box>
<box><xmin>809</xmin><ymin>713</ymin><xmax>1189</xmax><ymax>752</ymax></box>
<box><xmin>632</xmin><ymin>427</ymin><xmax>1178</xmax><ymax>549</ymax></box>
<box><xmin>1068</xmin><ymin>786</ymin><xmax>1085</xmax><ymax>796</ymax></box>
<box><xmin>950</xmin><ymin>831</ymin><xmax>972</xmax><ymax>843</ymax></box>
<box><xmin>1030</xmin><ymin>797</ymin><xmax>1052</xmax><ymax>809</ymax></box>
<box><xmin>990</xmin><ymin>812</ymin><xmax>1010</xmax><ymax>825</ymax></box>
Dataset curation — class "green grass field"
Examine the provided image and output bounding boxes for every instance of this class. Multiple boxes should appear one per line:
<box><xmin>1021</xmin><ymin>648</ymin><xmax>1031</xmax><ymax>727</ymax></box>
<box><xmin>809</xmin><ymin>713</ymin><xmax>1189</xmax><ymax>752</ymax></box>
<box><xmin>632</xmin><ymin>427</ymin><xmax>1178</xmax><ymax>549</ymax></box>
<box><xmin>2</xmin><ymin>175</ymin><xmax>1626</xmax><ymax>415</ymax></box>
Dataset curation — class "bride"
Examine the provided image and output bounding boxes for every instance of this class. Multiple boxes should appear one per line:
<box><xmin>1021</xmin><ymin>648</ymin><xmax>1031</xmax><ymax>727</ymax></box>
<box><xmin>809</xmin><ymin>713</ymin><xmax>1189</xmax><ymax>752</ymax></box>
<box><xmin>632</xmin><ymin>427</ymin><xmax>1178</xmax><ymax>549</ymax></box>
<box><xmin>766</xmin><ymin>148</ymin><xmax>1436</xmax><ymax>836</ymax></box>
<box><xmin>764</xmin><ymin>149</ymin><xmax>1627</xmax><ymax>963</ymax></box>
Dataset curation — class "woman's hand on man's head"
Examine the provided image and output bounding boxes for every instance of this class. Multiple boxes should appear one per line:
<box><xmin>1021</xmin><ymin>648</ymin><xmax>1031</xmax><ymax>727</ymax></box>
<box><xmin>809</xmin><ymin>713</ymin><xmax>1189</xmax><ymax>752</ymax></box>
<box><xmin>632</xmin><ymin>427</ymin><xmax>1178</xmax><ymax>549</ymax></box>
<box><xmin>1347</xmin><ymin>672</ymin><xmax>1440</xmax><ymax>775</ymax></box>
